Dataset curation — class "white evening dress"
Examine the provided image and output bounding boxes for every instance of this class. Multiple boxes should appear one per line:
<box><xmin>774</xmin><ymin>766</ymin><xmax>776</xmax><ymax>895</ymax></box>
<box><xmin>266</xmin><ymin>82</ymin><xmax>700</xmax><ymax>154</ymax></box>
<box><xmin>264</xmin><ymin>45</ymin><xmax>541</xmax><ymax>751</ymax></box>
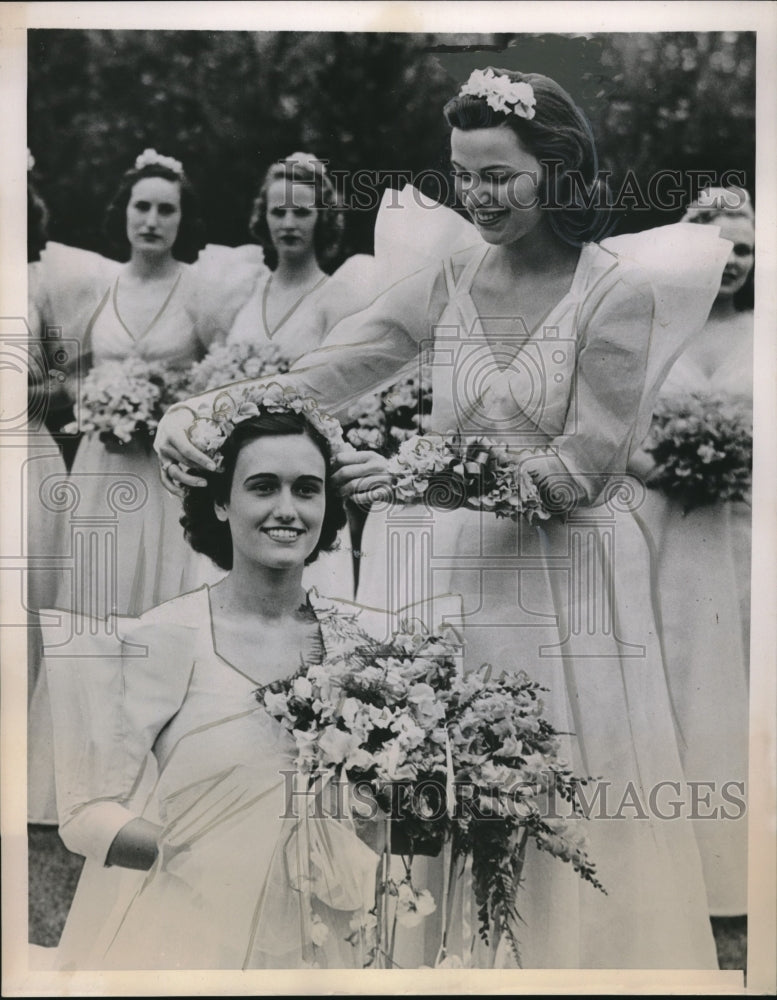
<box><xmin>27</xmin><ymin>243</ymin><xmax>266</xmax><ymax>822</ymax></box>
<box><xmin>43</xmin><ymin>586</ymin><xmax>379</xmax><ymax>970</ymax></box>
<box><xmin>637</xmin><ymin>311</ymin><xmax>752</xmax><ymax>916</ymax></box>
<box><xmin>260</xmin><ymin>200</ymin><xmax>729</xmax><ymax>968</ymax></box>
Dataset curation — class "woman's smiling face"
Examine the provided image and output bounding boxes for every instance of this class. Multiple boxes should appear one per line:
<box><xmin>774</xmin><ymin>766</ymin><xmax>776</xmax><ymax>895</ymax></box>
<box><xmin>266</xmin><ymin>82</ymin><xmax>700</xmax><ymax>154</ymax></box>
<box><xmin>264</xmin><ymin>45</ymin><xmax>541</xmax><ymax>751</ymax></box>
<box><xmin>215</xmin><ymin>433</ymin><xmax>326</xmax><ymax>571</ymax></box>
<box><xmin>451</xmin><ymin>126</ymin><xmax>544</xmax><ymax>246</ymax></box>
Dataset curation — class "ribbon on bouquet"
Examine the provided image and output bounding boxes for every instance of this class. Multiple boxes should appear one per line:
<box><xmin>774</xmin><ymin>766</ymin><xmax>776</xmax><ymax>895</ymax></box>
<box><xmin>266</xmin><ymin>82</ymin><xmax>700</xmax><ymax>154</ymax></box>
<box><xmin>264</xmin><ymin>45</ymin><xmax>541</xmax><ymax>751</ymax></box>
<box><xmin>243</xmin><ymin>769</ymin><xmax>379</xmax><ymax>967</ymax></box>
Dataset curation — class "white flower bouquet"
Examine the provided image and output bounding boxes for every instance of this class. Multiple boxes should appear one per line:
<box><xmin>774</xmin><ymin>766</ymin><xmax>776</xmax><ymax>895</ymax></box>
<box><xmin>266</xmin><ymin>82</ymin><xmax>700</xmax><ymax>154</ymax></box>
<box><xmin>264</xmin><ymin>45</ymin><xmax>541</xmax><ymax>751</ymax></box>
<box><xmin>644</xmin><ymin>391</ymin><xmax>752</xmax><ymax>512</ymax></box>
<box><xmin>63</xmin><ymin>358</ymin><xmax>186</xmax><ymax>452</ymax></box>
<box><xmin>344</xmin><ymin>368</ymin><xmax>433</xmax><ymax>458</ymax></box>
<box><xmin>384</xmin><ymin>432</ymin><xmax>551</xmax><ymax>523</ymax></box>
<box><xmin>186</xmin><ymin>340</ymin><xmax>291</xmax><ymax>394</ymax></box>
<box><xmin>260</xmin><ymin>607</ymin><xmax>604</xmax><ymax>967</ymax></box>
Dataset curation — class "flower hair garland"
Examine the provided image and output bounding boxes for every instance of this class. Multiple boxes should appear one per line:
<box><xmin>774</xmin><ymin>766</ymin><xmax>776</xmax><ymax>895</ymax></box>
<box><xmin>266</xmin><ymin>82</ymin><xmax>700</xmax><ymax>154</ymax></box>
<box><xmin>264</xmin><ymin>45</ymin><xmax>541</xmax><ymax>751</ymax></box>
<box><xmin>186</xmin><ymin>383</ymin><xmax>347</xmax><ymax>471</ymax></box>
<box><xmin>459</xmin><ymin>68</ymin><xmax>536</xmax><ymax>120</ymax></box>
<box><xmin>135</xmin><ymin>148</ymin><xmax>184</xmax><ymax>176</ymax></box>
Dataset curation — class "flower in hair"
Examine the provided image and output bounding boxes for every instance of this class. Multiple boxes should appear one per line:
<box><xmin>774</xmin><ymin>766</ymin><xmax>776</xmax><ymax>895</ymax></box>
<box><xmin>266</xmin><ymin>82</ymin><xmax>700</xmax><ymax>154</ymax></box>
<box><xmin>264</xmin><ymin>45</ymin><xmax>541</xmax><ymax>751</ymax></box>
<box><xmin>459</xmin><ymin>68</ymin><xmax>536</xmax><ymax>120</ymax></box>
<box><xmin>187</xmin><ymin>382</ymin><xmax>346</xmax><ymax>471</ymax></box>
<box><xmin>134</xmin><ymin>148</ymin><xmax>184</xmax><ymax>176</ymax></box>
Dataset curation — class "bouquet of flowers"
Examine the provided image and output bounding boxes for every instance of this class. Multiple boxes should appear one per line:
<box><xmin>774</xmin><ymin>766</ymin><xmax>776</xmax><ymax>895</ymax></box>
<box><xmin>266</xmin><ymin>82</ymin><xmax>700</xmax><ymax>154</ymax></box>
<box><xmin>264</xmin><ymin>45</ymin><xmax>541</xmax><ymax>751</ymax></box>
<box><xmin>384</xmin><ymin>432</ymin><xmax>551</xmax><ymax>523</ymax></box>
<box><xmin>260</xmin><ymin>609</ymin><xmax>603</xmax><ymax>967</ymax></box>
<box><xmin>185</xmin><ymin>340</ymin><xmax>291</xmax><ymax>394</ymax></box>
<box><xmin>344</xmin><ymin>369</ymin><xmax>433</xmax><ymax>457</ymax></box>
<box><xmin>63</xmin><ymin>358</ymin><xmax>186</xmax><ymax>452</ymax></box>
<box><xmin>644</xmin><ymin>391</ymin><xmax>752</xmax><ymax>512</ymax></box>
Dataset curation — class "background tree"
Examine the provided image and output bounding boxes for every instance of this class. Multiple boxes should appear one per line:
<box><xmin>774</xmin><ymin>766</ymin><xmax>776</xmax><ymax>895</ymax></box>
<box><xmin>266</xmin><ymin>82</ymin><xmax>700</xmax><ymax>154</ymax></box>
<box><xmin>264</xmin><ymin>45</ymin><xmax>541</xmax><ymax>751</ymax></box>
<box><xmin>28</xmin><ymin>29</ymin><xmax>755</xmax><ymax>256</ymax></box>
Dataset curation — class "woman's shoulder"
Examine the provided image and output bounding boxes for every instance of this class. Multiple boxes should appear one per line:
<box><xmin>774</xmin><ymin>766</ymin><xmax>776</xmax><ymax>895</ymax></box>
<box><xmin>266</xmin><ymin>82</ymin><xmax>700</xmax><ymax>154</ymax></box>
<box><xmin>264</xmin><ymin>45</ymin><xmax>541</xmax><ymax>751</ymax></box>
<box><xmin>593</xmin><ymin>221</ymin><xmax>730</xmax><ymax>295</ymax></box>
<box><xmin>35</xmin><ymin>243</ymin><xmax>121</xmax><ymax>331</ymax></box>
<box><xmin>185</xmin><ymin>244</ymin><xmax>270</xmax><ymax>339</ymax></box>
<box><xmin>189</xmin><ymin>243</ymin><xmax>268</xmax><ymax>285</ymax></box>
<box><xmin>135</xmin><ymin>586</ymin><xmax>210</xmax><ymax>630</ymax></box>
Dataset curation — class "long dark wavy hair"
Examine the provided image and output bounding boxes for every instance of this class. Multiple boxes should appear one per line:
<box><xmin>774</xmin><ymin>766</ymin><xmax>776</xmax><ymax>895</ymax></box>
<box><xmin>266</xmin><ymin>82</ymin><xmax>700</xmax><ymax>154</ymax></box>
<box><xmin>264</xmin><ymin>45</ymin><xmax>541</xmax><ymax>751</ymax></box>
<box><xmin>444</xmin><ymin>68</ymin><xmax>612</xmax><ymax>246</ymax></box>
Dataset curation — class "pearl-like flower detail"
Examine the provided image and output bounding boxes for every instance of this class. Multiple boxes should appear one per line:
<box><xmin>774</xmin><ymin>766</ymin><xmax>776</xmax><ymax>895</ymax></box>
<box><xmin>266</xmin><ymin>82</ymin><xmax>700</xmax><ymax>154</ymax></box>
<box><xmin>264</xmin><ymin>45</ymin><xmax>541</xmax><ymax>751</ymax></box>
<box><xmin>134</xmin><ymin>148</ymin><xmax>184</xmax><ymax>176</ymax></box>
<box><xmin>459</xmin><ymin>68</ymin><xmax>536</xmax><ymax>120</ymax></box>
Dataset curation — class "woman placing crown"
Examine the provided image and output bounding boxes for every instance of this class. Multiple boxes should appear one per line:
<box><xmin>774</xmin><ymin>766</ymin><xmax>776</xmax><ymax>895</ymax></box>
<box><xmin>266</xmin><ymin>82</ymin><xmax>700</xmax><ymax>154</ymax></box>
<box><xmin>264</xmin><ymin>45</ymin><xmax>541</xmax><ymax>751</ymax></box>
<box><xmin>156</xmin><ymin>68</ymin><xmax>732</xmax><ymax>969</ymax></box>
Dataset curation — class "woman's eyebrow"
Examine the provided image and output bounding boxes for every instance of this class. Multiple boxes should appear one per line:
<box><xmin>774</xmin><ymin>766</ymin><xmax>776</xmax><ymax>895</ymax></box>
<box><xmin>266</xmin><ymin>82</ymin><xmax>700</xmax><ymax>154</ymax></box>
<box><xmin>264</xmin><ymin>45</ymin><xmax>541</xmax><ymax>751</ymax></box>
<box><xmin>242</xmin><ymin>472</ymin><xmax>278</xmax><ymax>485</ymax></box>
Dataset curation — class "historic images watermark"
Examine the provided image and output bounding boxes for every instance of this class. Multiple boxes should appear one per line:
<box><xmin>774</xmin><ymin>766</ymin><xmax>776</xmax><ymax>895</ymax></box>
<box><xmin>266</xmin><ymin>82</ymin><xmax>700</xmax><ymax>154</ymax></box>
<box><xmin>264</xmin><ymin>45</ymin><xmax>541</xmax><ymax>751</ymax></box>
<box><xmin>276</xmin><ymin>162</ymin><xmax>749</xmax><ymax>215</ymax></box>
<box><xmin>280</xmin><ymin>769</ymin><xmax>747</xmax><ymax>823</ymax></box>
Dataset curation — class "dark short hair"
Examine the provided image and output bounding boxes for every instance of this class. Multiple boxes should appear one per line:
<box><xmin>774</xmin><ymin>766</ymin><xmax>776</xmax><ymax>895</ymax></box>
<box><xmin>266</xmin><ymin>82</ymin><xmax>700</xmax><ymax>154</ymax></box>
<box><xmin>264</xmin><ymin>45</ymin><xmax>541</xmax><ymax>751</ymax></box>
<box><xmin>102</xmin><ymin>162</ymin><xmax>204</xmax><ymax>262</ymax></box>
<box><xmin>248</xmin><ymin>154</ymin><xmax>344</xmax><ymax>269</ymax></box>
<box><xmin>444</xmin><ymin>68</ymin><xmax>611</xmax><ymax>246</ymax></box>
<box><xmin>180</xmin><ymin>411</ymin><xmax>347</xmax><ymax>571</ymax></box>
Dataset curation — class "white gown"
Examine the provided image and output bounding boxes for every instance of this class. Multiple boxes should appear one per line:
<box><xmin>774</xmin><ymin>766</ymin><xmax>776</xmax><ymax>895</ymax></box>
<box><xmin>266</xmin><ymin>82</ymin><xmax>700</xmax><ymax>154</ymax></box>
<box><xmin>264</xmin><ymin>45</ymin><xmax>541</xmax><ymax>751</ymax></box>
<box><xmin>259</xmin><ymin>202</ymin><xmax>729</xmax><ymax>968</ymax></box>
<box><xmin>44</xmin><ymin>587</ymin><xmax>379</xmax><ymax>970</ymax></box>
<box><xmin>637</xmin><ymin>312</ymin><xmax>752</xmax><ymax>915</ymax></box>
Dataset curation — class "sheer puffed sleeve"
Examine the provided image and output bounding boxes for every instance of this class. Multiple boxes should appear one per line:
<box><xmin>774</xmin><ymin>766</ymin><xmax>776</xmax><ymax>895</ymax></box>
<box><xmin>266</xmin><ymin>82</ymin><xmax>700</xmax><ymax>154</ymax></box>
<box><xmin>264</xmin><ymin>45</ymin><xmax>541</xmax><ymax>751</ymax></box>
<box><xmin>543</xmin><ymin>262</ymin><xmax>656</xmax><ymax>503</ymax></box>
<box><xmin>186</xmin><ymin>244</ymin><xmax>269</xmax><ymax>348</ymax></box>
<box><xmin>278</xmin><ymin>262</ymin><xmax>451</xmax><ymax>420</ymax></box>
<box><xmin>491</xmin><ymin>224</ymin><xmax>729</xmax><ymax>506</ymax></box>
<box><xmin>36</xmin><ymin>242</ymin><xmax>121</xmax><ymax>348</ymax></box>
<box><xmin>44</xmin><ymin>611</ymin><xmax>197</xmax><ymax>864</ymax></box>
<box><xmin>252</xmin><ymin>185</ymin><xmax>479</xmax><ymax>410</ymax></box>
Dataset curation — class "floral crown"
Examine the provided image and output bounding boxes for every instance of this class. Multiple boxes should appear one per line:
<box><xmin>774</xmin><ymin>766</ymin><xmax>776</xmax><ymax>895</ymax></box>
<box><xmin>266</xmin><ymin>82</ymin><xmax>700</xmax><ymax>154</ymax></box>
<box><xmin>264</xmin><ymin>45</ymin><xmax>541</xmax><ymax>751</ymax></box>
<box><xmin>459</xmin><ymin>68</ymin><xmax>536</xmax><ymax>121</ymax></box>
<box><xmin>134</xmin><ymin>148</ymin><xmax>184</xmax><ymax>176</ymax></box>
<box><xmin>186</xmin><ymin>383</ymin><xmax>346</xmax><ymax>472</ymax></box>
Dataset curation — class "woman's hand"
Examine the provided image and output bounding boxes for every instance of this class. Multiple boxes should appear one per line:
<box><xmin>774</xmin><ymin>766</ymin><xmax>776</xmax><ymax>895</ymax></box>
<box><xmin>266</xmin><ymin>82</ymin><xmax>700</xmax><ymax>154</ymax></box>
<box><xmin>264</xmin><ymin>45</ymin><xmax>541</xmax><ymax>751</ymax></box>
<box><xmin>153</xmin><ymin>406</ymin><xmax>215</xmax><ymax>495</ymax></box>
<box><xmin>105</xmin><ymin>817</ymin><xmax>163</xmax><ymax>871</ymax></box>
<box><xmin>331</xmin><ymin>448</ymin><xmax>392</xmax><ymax>506</ymax></box>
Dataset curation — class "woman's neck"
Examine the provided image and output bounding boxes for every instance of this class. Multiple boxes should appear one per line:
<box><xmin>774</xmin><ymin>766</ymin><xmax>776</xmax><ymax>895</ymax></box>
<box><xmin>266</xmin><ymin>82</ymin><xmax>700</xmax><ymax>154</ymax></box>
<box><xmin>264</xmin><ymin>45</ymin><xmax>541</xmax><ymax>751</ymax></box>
<box><xmin>126</xmin><ymin>250</ymin><xmax>180</xmax><ymax>281</ymax></box>
<box><xmin>272</xmin><ymin>254</ymin><xmax>325</xmax><ymax>288</ymax></box>
<box><xmin>489</xmin><ymin>219</ymin><xmax>580</xmax><ymax>276</ymax></box>
<box><xmin>211</xmin><ymin>561</ymin><xmax>307</xmax><ymax>621</ymax></box>
<box><xmin>709</xmin><ymin>294</ymin><xmax>739</xmax><ymax>321</ymax></box>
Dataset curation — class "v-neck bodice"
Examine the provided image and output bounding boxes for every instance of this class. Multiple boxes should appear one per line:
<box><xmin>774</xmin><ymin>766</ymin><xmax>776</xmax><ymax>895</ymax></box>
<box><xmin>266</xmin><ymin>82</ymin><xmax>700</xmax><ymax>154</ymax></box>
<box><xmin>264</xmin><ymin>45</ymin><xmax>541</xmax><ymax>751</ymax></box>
<box><xmin>227</xmin><ymin>270</ymin><xmax>330</xmax><ymax>346</ymax></box>
<box><xmin>659</xmin><ymin>311</ymin><xmax>753</xmax><ymax>406</ymax></box>
<box><xmin>87</xmin><ymin>265</ymin><xmax>202</xmax><ymax>369</ymax></box>
<box><xmin>428</xmin><ymin>243</ymin><xmax>596</xmax><ymax>441</ymax></box>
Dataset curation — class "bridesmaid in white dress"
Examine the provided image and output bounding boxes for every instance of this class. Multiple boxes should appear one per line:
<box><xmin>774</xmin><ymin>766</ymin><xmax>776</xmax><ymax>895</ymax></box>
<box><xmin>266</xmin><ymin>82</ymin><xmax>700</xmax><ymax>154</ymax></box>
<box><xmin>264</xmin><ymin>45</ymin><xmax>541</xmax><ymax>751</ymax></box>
<box><xmin>632</xmin><ymin>187</ymin><xmax>754</xmax><ymax>918</ymax></box>
<box><xmin>44</xmin><ymin>401</ymin><xmax>378</xmax><ymax>970</ymax></box>
<box><xmin>155</xmin><ymin>69</ymin><xmax>730</xmax><ymax>969</ymax></box>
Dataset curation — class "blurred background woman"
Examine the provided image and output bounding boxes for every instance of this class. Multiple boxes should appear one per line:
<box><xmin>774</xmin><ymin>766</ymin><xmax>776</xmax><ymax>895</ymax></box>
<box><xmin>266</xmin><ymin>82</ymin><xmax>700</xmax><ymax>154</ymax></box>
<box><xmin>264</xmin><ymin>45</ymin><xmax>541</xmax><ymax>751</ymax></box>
<box><xmin>631</xmin><ymin>185</ymin><xmax>754</xmax><ymax>920</ymax></box>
